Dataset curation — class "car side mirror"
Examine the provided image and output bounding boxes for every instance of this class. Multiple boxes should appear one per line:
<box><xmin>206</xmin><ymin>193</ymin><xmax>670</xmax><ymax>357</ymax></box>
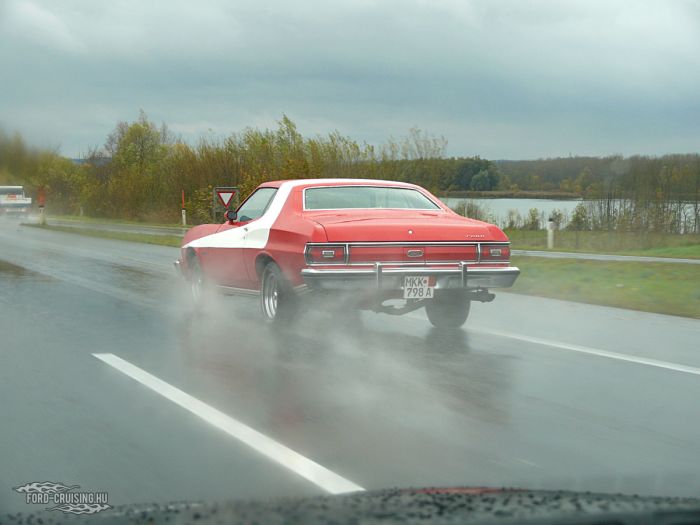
<box><xmin>225</xmin><ymin>210</ymin><xmax>237</xmax><ymax>224</ymax></box>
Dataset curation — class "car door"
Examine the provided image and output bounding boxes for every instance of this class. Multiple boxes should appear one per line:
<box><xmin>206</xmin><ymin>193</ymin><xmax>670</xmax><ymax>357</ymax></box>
<box><xmin>209</xmin><ymin>187</ymin><xmax>278</xmax><ymax>289</ymax></box>
<box><xmin>200</xmin><ymin>220</ymin><xmax>247</xmax><ymax>288</ymax></box>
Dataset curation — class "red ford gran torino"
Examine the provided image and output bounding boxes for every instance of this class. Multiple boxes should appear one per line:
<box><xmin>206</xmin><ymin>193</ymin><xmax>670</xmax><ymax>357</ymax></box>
<box><xmin>176</xmin><ymin>179</ymin><xmax>519</xmax><ymax>328</ymax></box>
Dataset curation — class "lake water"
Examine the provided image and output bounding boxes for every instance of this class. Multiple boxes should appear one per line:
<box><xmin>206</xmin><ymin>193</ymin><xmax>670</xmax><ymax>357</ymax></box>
<box><xmin>442</xmin><ymin>197</ymin><xmax>582</xmax><ymax>226</ymax></box>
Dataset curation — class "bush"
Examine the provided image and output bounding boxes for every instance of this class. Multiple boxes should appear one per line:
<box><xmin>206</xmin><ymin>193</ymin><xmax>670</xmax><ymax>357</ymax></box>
<box><xmin>524</xmin><ymin>208</ymin><xmax>541</xmax><ymax>230</ymax></box>
<box><xmin>568</xmin><ymin>202</ymin><xmax>590</xmax><ymax>231</ymax></box>
<box><xmin>451</xmin><ymin>200</ymin><xmax>490</xmax><ymax>221</ymax></box>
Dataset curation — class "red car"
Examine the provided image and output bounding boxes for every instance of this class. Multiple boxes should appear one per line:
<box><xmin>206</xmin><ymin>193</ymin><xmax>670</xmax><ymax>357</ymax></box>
<box><xmin>176</xmin><ymin>179</ymin><xmax>519</xmax><ymax>328</ymax></box>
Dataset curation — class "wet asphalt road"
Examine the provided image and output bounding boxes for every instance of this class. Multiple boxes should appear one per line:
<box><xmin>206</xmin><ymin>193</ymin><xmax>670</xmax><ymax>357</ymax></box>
<box><xmin>1</xmin><ymin>219</ymin><xmax>700</xmax><ymax>514</ymax></box>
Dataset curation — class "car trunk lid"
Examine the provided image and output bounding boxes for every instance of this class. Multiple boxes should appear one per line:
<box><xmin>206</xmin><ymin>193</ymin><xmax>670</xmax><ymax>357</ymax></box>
<box><xmin>306</xmin><ymin>211</ymin><xmax>505</xmax><ymax>264</ymax></box>
<box><xmin>307</xmin><ymin>211</ymin><xmax>496</xmax><ymax>242</ymax></box>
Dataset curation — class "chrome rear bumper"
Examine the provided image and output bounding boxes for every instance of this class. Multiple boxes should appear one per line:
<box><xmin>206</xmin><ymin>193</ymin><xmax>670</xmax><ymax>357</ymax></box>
<box><xmin>301</xmin><ymin>263</ymin><xmax>520</xmax><ymax>291</ymax></box>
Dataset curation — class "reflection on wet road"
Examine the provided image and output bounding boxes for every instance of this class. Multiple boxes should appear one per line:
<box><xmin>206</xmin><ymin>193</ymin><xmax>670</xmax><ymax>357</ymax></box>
<box><xmin>1</xmin><ymin>220</ymin><xmax>700</xmax><ymax>513</ymax></box>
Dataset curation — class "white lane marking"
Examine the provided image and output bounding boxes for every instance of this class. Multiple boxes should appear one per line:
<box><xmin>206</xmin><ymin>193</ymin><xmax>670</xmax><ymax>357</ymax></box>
<box><xmin>93</xmin><ymin>353</ymin><xmax>364</xmax><ymax>495</ymax></box>
<box><xmin>472</xmin><ymin>328</ymin><xmax>700</xmax><ymax>377</ymax></box>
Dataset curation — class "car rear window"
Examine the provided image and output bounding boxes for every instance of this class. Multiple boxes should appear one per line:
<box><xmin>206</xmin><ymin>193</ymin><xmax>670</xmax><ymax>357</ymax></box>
<box><xmin>304</xmin><ymin>186</ymin><xmax>440</xmax><ymax>210</ymax></box>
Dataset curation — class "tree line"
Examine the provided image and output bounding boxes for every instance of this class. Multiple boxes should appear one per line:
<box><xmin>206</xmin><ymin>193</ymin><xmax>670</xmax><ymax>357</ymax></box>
<box><xmin>0</xmin><ymin>113</ymin><xmax>498</xmax><ymax>223</ymax></box>
<box><xmin>1</xmin><ymin>112</ymin><xmax>699</xmax><ymax>232</ymax></box>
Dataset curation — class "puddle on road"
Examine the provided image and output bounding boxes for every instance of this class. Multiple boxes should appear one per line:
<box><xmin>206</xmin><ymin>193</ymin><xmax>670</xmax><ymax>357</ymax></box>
<box><xmin>0</xmin><ymin>259</ymin><xmax>56</xmax><ymax>310</ymax></box>
<box><xmin>93</xmin><ymin>259</ymin><xmax>170</xmax><ymax>298</ymax></box>
<box><xmin>0</xmin><ymin>259</ymin><xmax>54</xmax><ymax>281</ymax></box>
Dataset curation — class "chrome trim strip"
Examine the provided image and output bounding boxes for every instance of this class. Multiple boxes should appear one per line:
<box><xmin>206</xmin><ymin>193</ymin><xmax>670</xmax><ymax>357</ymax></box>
<box><xmin>306</xmin><ymin>241</ymin><xmax>510</xmax><ymax>246</ymax></box>
<box><xmin>301</xmin><ymin>266</ymin><xmax>519</xmax><ymax>276</ymax></box>
<box><xmin>308</xmin><ymin>260</ymin><xmax>509</xmax><ymax>267</ymax></box>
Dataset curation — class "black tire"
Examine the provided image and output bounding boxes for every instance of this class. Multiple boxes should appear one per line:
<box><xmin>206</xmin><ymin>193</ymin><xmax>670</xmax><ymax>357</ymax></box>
<box><xmin>425</xmin><ymin>291</ymin><xmax>471</xmax><ymax>329</ymax></box>
<box><xmin>188</xmin><ymin>255</ymin><xmax>209</xmax><ymax>308</ymax></box>
<box><xmin>260</xmin><ymin>262</ymin><xmax>298</xmax><ymax>325</ymax></box>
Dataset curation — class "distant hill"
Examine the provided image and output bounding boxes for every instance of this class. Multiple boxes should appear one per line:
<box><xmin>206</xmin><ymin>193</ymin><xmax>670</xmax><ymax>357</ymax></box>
<box><xmin>493</xmin><ymin>155</ymin><xmax>700</xmax><ymax>193</ymax></box>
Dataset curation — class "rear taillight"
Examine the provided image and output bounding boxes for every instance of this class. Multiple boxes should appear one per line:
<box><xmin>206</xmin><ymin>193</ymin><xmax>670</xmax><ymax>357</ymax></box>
<box><xmin>481</xmin><ymin>244</ymin><xmax>510</xmax><ymax>261</ymax></box>
<box><xmin>305</xmin><ymin>244</ymin><xmax>347</xmax><ymax>264</ymax></box>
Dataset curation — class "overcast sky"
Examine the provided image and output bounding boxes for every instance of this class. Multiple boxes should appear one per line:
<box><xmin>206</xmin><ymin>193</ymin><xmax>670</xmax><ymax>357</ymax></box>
<box><xmin>1</xmin><ymin>0</ymin><xmax>699</xmax><ymax>159</ymax></box>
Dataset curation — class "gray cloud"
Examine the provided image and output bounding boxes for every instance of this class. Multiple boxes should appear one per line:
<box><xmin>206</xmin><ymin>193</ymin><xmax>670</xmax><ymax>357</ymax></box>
<box><xmin>1</xmin><ymin>0</ymin><xmax>699</xmax><ymax>158</ymax></box>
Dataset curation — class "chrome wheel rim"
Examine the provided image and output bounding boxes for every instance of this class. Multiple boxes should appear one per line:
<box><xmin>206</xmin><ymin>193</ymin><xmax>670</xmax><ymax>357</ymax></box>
<box><xmin>262</xmin><ymin>273</ymin><xmax>278</xmax><ymax>320</ymax></box>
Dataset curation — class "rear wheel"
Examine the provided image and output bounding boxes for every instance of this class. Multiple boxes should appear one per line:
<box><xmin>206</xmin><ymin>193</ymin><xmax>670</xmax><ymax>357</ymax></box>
<box><xmin>260</xmin><ymin>262</ymin><xmax>298</xmax><ymax>325</ymax></box>
<box><xmin>425</xmin><ymin>291</ymin><xmax>470</xmax><ymax>329</ymax></box>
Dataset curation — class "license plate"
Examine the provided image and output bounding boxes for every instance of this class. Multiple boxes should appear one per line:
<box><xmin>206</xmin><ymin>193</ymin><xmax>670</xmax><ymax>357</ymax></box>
<box><xmin>403</xmin><ymin>276</ymin><xmax>434</xmax><ymax>299</ymax></box>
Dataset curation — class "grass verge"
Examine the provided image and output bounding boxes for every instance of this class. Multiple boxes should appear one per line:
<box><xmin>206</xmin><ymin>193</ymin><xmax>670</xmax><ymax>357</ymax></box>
<box><xmin>506</xmin><ymin>230</ymin><xmax>700</xmax><ymax>259</ymax></box>
<box><xmin>25</xmin><ymin>224</ymin><xmax>182</xmax><ymax>247</ymax></box>
<box><xmin>48</xmin><ymin>214</ymin><xmax>183</xmax><ymax>228</ymax></box>
<box><xmin>510</xmin><ymin>255</ymin><xmax>700</xmax><ymax>319</ymax></box>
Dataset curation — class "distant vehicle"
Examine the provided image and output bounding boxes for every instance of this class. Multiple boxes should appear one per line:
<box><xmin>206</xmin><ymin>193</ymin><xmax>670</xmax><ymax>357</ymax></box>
<box><xmin>176</xmin><ymin>179</ymin><xmax>520</xmax><ymax>328</ymax></box>
<box><xmin>0</xmin><ymin>186</ymin><xmax>32</xmax><ymax>217</ymax></box>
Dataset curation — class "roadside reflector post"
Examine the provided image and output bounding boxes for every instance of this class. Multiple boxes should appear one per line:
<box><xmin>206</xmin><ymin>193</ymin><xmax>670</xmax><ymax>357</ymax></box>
<box><xmin>547</xmin><ymin>217</ymin><xmax>554</xmax><ymax>249</ymax></box>
<box><xmin>181</xmin><ymin>189</ymin><xmax>187</xmax><ymax>226</ymax></box>
<box><xmin>37</xmin><ymin>187</ymin><xmax>46</xmax><ymax>225</ymax></box>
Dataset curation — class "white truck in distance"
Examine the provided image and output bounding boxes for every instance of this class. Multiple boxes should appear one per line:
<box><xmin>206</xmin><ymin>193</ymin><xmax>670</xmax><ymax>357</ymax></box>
<box><xmin>0</xmin><ymin>186</ymin><xmax>32</xmax><ymax>217</ymax></box>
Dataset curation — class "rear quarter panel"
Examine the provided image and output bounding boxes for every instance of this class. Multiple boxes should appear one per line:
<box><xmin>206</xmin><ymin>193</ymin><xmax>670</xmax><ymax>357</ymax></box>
<box><xmin>251</xmin><ymin>187</ymin><xmax>327</xmax><ymax>287</ymax></box>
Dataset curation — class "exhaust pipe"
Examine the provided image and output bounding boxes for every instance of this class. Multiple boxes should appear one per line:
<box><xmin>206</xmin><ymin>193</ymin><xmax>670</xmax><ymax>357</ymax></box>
<box><xmin>470</xmin><ymin>291</ymin><xmax>496</xmax><ymax>303</ymax></box>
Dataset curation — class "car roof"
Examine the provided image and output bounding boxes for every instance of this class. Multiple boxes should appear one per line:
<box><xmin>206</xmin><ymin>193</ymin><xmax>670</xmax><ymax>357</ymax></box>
<box><xmin>259</xmin><ymin>178</ymin><xmax>421</xmax><ymax>190</ymax></box>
